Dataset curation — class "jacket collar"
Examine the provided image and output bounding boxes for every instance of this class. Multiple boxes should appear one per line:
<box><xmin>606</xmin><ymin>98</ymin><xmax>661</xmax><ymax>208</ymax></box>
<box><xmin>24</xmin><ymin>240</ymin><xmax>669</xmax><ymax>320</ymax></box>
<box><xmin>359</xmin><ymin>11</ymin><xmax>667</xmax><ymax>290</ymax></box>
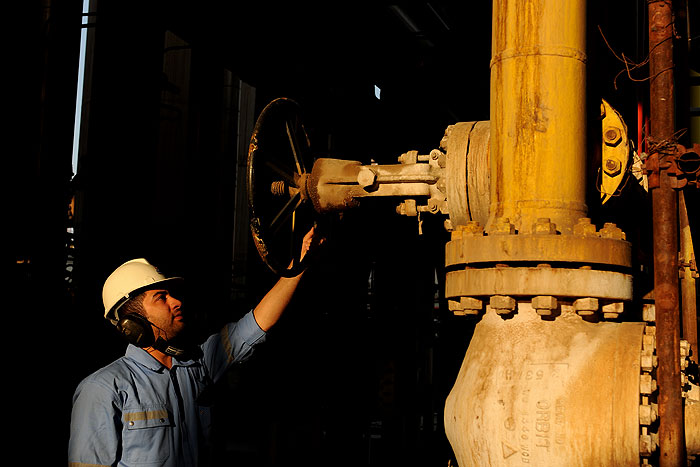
<box><xmin>125</xmin><ymin>344</ymin><xmax>199</xmax><ymax>370</ymax></box>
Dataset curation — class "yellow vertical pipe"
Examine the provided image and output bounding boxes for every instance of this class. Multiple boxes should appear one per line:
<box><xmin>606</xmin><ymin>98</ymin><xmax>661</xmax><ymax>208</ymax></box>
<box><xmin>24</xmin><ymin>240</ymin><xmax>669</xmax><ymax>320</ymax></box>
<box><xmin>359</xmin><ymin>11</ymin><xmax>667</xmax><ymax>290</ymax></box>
<box><xmin>489</xmin><ymin>0</ymin><xmax>588</xmax><ymax>234</ymax></box>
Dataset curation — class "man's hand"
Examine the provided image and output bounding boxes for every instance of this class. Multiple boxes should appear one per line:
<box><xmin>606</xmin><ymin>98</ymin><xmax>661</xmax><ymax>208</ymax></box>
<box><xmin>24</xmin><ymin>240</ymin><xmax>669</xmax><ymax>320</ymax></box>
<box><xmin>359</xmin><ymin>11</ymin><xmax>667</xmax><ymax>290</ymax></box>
<box><xmin>299</xmin><ymin>225</ymin><xmax>324</xmax><ymax>262</ymax></box>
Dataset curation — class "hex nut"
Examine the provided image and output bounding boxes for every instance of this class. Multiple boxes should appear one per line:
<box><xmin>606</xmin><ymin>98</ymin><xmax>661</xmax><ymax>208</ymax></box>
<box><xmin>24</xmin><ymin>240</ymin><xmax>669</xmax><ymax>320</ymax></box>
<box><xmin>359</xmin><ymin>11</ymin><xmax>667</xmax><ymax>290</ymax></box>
<box><xmin>396</xmin><ymin>199</ymin><xmax>417</xmax><ymax>217</ymax></box>
<box><xmin>533</xmin><ymin>218</ymin><xmax>557</xmax><ymax>235</ymax></box>
<box><xmin>460</xmin><ymin>297</ymin><xmax>483</xmax><ymax>314</ymax></box>
<box><xmin>639</xmin><ymin>403</ymin><xmax>658</xmax><ymax>425</ymax></box>
<box><xmin>532</xmin><ymin>295</ymin><xmax>558</xmax><ymax>316</ymax></box>
<box><xmin>604</xmin><ymin>158</ymin><xmax>622</xmax><ymax>176</ymax></box>
<box><xmin>602</xmin><ymin>301</ymin><xmax>624</xmax><ymax>319</ymax></box>
<box><xmin>450</xmin><ymin>297</ymin><xmax>483</xmax><ymax>316</ymax></box>
<box><xmin>639</xmin><ymin>428</ymin><xmax>658</xmax><ymax>456</ymax></box>
<box><xmin>603</xmin><ymin>126</ymin><xmax>622</xmax><ymax>146</ymax></box>
<box><xmin>641</xmin><ymin>350</ymin><xmax>656</xmax><ymax>372</ymax></box>
<box><xmin>573</xmin><ymin>218</ymin><xmax>598</xmax><ymax>237</ymax></box>
<box><xmin>463</xmin><ymin>221</ymin><xmax>484</xmax><ymax>236</ymax></box>
<box><xmin>573</xmin><ymin>297</ymin><xmax>599</xmax><ymax>316</ymax></box>
<box><xmin>640</xmin><ymin>374</ymin><xmax>657</xmax><ymax>395</ymax></box>
<box><xmin>680</xmin><ymin>339</ymin><xmax>690</xmax><ymax>357</ymax></box>
<box><xmin>599</xmin><ymin>222</ymin><xmax>626</xmax><ymax>240</ymax></box>
<box><xmin>489</xmin><ymin>217</ymin><xmax>515</xmax><ymax>235</ymax></box>
<box><xmin>490</xmin><ymin>295</ymin><xmax>516</xmax><ymax>314</ymax></box>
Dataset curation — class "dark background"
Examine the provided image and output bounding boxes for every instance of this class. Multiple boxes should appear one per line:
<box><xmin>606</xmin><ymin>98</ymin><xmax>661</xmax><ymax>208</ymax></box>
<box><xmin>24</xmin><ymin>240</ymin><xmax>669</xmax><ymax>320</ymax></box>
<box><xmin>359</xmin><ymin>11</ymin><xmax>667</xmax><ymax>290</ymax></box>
<box><xmin>12</xmin><ymin>1</ymin><xmax>699</xmax><ymax>465</ymax></box>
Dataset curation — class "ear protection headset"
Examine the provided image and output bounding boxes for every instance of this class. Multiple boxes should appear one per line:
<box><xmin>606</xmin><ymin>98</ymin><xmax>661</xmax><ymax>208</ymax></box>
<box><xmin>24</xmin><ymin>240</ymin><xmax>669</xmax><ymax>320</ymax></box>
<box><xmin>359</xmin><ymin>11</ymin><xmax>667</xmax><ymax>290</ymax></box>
<box><xmin>115</xmin><ymin>312</ymin><xmax>186</xmax><ymax>357</ymax></box>
<box><xmin>115</xmin><ymin>313</ymin><xmax>156</xmax><ymax>348</ymax></box>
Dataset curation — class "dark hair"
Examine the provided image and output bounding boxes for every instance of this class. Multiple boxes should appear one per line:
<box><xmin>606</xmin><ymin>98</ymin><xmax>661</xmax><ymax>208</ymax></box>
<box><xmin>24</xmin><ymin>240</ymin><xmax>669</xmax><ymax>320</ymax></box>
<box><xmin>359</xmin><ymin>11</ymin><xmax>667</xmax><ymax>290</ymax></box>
<box><xmin>117</xmin><ymin>291</ymin><xmax>147</xmax><ymax>320</ymax></box>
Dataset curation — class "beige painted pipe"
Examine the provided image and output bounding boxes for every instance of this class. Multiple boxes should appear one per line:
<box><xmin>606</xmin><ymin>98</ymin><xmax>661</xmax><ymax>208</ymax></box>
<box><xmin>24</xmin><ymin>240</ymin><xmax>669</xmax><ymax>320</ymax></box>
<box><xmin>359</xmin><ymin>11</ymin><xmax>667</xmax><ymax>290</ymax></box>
<box><xmin>444</xmin><ymin>305</ymin><xmax>646</xmax><ymax>466</ymax></box>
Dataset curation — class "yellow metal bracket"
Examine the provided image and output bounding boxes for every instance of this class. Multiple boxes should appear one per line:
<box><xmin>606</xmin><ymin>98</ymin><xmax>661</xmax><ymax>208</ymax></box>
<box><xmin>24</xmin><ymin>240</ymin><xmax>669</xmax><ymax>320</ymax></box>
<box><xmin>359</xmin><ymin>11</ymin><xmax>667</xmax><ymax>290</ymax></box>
<box><xmin>600</xmin><ymin>99</ymin><xmax>630</xmax><ymax>204</ymax></box>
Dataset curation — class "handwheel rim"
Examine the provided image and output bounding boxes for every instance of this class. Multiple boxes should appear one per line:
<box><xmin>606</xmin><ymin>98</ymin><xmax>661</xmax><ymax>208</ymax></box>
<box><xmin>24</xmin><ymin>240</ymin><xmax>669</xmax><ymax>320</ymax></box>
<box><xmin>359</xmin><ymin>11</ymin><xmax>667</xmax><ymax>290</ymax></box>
<box><xmin>247</xmin><ymin>98</ymin><xmax>315</xmax><ymax>277</ymax></box>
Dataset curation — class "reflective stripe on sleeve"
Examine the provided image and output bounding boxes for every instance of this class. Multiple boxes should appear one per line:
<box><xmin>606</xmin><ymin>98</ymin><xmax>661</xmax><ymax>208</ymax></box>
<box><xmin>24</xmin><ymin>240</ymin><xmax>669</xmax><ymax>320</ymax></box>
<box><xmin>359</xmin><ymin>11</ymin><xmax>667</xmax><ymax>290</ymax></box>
<box><xmin>69</xmin><ymin>463</ymin><xmax>111</xmax><ymax>467</ymax></box>
<box><xmin>123</xmin><ymin>409</ymin><xmax>169</xmax><ymax>422</ymax></box>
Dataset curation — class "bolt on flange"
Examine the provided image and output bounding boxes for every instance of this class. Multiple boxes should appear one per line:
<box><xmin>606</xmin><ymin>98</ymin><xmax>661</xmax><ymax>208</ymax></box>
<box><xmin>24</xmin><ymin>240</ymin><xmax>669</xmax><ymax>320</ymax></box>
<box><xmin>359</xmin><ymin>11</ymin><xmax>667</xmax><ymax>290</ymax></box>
<box><xmin>639</xmin><ymin>426</ymin><xmax>659</xmax><ymax>456</ymax></box>
<box><xmin>604</xmin><ymin>158</ymin><xmax>622</xmax><ymax>176</ymax></box>
<box><xmin>602</xmin><ymin>301</ymin><xmax>624</xmax><ymax>319</ymax></box>
<box><xmin>463</xmin><ymin>220</ymin><xmax>484</xmax><ymax>236</ymax></box>
<box><xmin>640</xmin><ymin>373</ymin><xmax>657</xmax><ymax>395</ymax></box>
<box><xmin>488</xmin><ymin>217</ymin><xmax>515</xmax><ymax>235</ymax></box>
<box><xmin>533</xmin><ymin>218</ymin><xmax>557</xmax><ymax>235</ymax></box>
<box><xmin>599</xmin><ymin>222</ymin><xmax>626</xmax><ymax>240</ymax></box>
<box><xmin>490</xmin><ymin>295</ymin><xmax>516</xmax><ymax>314</ymax></box>
<box><xmin>532</xmin><ymin>295</ymin><xmax>558</xmax><ymax>316</ymax></box>
<box><xmin>449</xmin><ymin>296</ymin><xmax>483</xmax><ymax>316</ymax></box>
<box><xmin>641</xmin><ymin>325</ymin><xmax>658</xmax><ymax>372</ymax></box>
<box><xmin>639</xmin><ymin>401</ymin><xmax>659</xmax><ymax>426</ymax></box>
<box><xmin>603</xmin><ymin>126</ymin><xmax>622</xmax><ymax>146</ymax></box>
<box><xmin>573</xmin><ymin>297</ymin><xmax>599</xmax><ymax>316</ymax></box>
<box><xmin>450</xmin><ymin>221</ymin><xmax>485</xmax><ymax>241</ymax></box>
<box><xmin>642</xmin><ymin>303</ymin><xmax>656</xmax><ymax>322</ymax></box>
<box><xmin>573</xmin><ymin>217</ymin><xmax>598</xmax><ymax>237</ymax></box>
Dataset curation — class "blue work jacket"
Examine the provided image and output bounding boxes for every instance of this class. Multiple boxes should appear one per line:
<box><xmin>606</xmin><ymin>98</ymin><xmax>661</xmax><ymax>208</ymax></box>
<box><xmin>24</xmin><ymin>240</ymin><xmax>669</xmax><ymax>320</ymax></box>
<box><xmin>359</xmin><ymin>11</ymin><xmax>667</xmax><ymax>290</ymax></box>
<box><xmin>68</xmin><ymin>310</ymin><xmax>266</xmax><ymax>467</ymax></box>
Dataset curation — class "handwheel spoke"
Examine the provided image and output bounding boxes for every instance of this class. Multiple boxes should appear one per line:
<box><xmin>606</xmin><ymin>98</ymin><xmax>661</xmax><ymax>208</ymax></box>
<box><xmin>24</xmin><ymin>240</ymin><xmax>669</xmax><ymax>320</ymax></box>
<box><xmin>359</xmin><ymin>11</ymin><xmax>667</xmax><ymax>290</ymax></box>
<box><xmin>286</xmin><ymin>120</ymin><xmax>306</xmax><ymax>175</ymax></box>
<box><xmin>265</xmin><ymin>159</ymin><xmax>297</xmax><ymax>186</ymax></box>
<box><xmin>269</xmin><ymin>191</ymin><xmax>302</xmax><ymax>235</ymax></box>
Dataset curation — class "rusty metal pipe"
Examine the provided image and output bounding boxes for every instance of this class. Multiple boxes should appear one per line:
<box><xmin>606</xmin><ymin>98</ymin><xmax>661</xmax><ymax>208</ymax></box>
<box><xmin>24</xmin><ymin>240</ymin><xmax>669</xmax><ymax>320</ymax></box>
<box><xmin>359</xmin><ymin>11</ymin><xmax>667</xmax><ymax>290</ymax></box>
<box><xmin>647</xmin><ymin>1</ymin><xmax>686</xmax><ymax>464</ymax></box>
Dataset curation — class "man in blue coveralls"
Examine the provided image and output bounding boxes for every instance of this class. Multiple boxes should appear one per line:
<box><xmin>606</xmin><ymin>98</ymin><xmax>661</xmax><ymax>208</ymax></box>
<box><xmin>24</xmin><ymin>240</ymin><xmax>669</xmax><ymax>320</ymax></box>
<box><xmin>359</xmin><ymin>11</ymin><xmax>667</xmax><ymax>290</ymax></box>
<box><xmin>68</xmin><ymin>228</ymin><xmax>319</xmax><ymax>466</ymax></box>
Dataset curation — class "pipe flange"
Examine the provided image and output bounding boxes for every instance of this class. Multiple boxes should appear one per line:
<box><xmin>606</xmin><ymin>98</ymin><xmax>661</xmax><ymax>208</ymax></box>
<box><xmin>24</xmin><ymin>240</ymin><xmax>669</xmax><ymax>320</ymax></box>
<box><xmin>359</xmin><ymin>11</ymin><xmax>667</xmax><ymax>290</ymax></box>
<box><xmin>441</xmin><ymin>121</ymin><xmax>491</xmax><ymax>228</ymax></box>
<box><xmin>445</xmin><ymin>266</ymin><xmax>633</xmax><ymax>302</ymax></box>
<box><xmin>446</xmin><ymin>219</ymin><xmax>632</xmax><ymax>268</ymax></box>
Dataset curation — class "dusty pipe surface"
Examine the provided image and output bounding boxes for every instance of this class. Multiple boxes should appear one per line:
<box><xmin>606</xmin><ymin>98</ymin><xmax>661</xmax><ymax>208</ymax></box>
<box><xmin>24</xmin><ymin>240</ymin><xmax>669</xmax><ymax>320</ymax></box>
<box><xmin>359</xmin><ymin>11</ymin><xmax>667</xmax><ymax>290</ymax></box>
<box><xmin>647</xmin><ymin>1</ymin><xmax>686</xmax><ymax>465</ymax></box>
<box><xmin>444</xmin><ymin>304</ymin><xmax>645</xmax><ymax>466</ymax></box>
<box><xmin>687</xmin><ymin>398</ymin><xmax>700</xmax><ymax>456</ymax></box>
<box><xmin>679</xmin><ymin>191</ymin><xmax>698</xmax><ymax>365</ymax></box>
<box><xmin>488</xmin><ymin>0</ymin><xmax>588</xmax><ymax>234</ymax></box>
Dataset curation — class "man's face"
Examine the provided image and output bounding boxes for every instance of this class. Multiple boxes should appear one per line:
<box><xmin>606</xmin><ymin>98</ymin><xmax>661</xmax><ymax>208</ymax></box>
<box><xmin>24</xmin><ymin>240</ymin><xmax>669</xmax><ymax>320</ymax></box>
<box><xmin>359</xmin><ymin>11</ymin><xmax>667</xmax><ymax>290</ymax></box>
<box><xmin>142</xmin><ymin>289</ymin><xmax>185</xmax><ymax>340</ymax></box>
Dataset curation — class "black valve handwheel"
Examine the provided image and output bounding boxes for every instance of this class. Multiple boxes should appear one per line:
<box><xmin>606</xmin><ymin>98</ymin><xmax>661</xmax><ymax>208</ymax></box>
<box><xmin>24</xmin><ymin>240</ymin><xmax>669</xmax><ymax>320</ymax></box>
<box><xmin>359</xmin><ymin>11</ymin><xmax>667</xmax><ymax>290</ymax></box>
<box><xmin>247</xmin><ymin>98</ymin><xmax>316</xmax><ymax>277</ymax></box>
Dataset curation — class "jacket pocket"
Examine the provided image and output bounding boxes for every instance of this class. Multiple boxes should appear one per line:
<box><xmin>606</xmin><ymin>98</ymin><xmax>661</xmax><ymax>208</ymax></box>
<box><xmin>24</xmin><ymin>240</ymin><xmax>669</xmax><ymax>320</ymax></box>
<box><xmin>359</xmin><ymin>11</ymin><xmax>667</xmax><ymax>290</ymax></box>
<box><xmin>122</xmin><ymin>406</ymin><xmax>172</xmax><ymax>464</ymax></box>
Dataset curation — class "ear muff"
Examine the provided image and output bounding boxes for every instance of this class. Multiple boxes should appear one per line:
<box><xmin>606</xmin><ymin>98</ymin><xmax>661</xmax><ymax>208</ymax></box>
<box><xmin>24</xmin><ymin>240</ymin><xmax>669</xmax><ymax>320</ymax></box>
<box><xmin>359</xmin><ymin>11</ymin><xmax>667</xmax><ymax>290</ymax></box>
<box><xmin>116</xmin><ymin>314</ymin><xmax>155</xmax><ymax>348</ymax></box>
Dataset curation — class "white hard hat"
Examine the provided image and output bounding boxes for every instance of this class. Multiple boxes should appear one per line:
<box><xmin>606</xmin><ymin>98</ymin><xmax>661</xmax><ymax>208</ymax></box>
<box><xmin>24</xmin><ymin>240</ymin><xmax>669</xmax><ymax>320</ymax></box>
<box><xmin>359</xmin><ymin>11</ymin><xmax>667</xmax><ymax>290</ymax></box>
<box><xmin>102</xmin><ymin>258</ymin><xmax>183</xmax><ymax>324</ymax></box>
